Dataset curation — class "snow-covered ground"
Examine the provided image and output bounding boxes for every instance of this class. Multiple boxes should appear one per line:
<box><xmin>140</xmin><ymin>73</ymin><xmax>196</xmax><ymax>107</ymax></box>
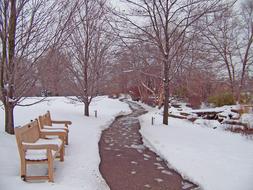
<box><xmin>1</xmin><ymin>97</ymin><xmax>253</xmax><ymax>190</ymax></box>
<box><xmin>241</xmin><ymin>113</ymin><xmax>253</xmax><ymax>128</ymax></box>
<box><xmin>169</xmin><ymin>102</ymin><xmax>253</xmax><ymax>130</ymax></box>
<box><xmin>0</xmin><ymin>96</ymin><xmax>131</xmax><ymax>190</ymax></box>
<box><xmin>169</xmin><ymin>103</ymin><xmax>241</xmax><ymax>119</ymax></box>
<box><xmin>138</xmin><ymin>103</ymin><xmax>253</xmax><ymax>190</ymax></box>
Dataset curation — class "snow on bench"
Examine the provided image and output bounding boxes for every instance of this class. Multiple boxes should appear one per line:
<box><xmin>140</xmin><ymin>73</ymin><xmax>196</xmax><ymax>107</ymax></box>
<box><xmin>38</xmin><ymin>111</ymin><xmax>71</xmax><ymax>145</ymax></box>
<box><xmin>14</xmin><ymin>119</ymin><xmax>66</xmax><ymax>182</ymax></box>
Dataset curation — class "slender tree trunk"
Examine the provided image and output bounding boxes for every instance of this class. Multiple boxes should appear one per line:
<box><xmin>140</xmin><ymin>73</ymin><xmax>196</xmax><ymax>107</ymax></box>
<box><xmin>163</xmin><ymin>86</ymin><xmax>169</xmax><ymax>125</ymax></box>
<box><xmin>3</xmin><ymin>0</ymin><xmax>17</xmax><ymax>135</ymax></box>
<box><xmin>163</xmin><ymin>57</ymin><xmax>169</xmax><ymax>125</ymax></box>
<box><xmin>4</xmin><ymin>103</ymin><xmax>15</xmax><ymax>134</ymax></box>
<box><xmin>84</xmin><ymin>98</ymin><xmax>89</xmax><ymax>116</ymax></box>
<box><xmin>237</xmin><ymin>32</ymin><xmax>253</xmax><ymax>102</ymax></box>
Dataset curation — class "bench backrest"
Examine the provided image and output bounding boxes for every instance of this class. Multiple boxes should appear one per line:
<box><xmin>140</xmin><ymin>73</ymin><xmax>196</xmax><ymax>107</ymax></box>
<box><xmin>15</xmin><ymin>120</ymin><xmax>40</xmax><ymax>143</ymax></box>
<box><xmin>38</xmin><ymin>111</ymin><xmax>52</xmax><ymax>128</ymax></box>
<box><xmin>14</xmin><ymin>120</ymin><xmax>41</xmax><ymax>160</ymax></box>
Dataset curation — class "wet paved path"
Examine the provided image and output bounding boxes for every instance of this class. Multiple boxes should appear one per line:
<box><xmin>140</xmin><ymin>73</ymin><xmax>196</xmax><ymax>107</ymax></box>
<box><xmin>99</xmin><ymin>100</ymin><xmax>198</xmax><ymax>190</ymax></box>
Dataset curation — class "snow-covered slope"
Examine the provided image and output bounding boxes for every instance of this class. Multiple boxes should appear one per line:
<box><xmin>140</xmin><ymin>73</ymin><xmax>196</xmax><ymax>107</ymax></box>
<box><xmin>139</xmin><ymin>104</ymin><xmax>253</xmax><ymax>190</ymax></box>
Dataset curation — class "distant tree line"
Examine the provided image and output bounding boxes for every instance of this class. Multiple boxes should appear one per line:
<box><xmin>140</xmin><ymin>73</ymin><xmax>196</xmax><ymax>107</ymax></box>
<box><xmin>106</xmin><ymin>0</ymin><xmax>253</xmax><ymax>109</ymax></box>
<box><xmin>0</xmin><ymin>0</ymin><xmax>252</xmax><ymax>133</ymax></box>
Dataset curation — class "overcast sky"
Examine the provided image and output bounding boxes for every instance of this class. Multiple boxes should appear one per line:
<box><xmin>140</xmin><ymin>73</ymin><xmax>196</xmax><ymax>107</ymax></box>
<box><xmin>109</xmin><ymin>0</ymin><xmax>247</xmax><ymax>11</ymax></box>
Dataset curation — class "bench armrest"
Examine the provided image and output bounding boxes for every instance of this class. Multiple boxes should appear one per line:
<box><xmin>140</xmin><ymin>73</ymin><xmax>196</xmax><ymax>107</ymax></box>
<box><xmin>23</xmin><ymin>143</ymin><xmax>58</xmax><ymax>151</ymax></box>
<box><xmin>51</xmin><ymin>120</ymin><xmax>72</xmax><ymax>125</ymax></box>
<box><xmin>44</xmin><ymin>126</ymin><xmax>69</xmax><ymax>133</ymax></box>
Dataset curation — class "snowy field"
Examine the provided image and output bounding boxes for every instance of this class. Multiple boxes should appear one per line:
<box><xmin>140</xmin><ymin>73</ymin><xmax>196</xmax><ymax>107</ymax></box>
<box><xmin>1</xmin><ymin>97</ymin><xmax>253</xmax><ymax>190</ymax></box>
<box><xmin>138</xmin><ymin>103</ymin><xmax>253</xmax><ymax>190</ymax></box>
<box><xmin>0</xmin><ymin>96</ymin><xmax>131</xmax><ymax>190</ymax></box>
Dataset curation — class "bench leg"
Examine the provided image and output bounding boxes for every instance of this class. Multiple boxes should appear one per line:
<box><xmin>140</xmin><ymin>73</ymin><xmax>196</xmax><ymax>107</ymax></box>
<box><xmin>48</xmin><ymin>158</ymin><xmax>54</xmax><ymax>182</ymax></box>
<box><xmin>60</xmin><ymin>145</ymin><xmax>64</xmax><ymax>162</ymax></box>
<box><xmin>47</xmin><ymin>149</ymin><xmax>54</xmax><ymax>182</ymax></box>
<box><xmin>65</xmin><ymin>135</ymin><xmax>68</xmax><ymax>145</ymax></box>
<box><xmin>21</xmin><ymin>160</ymin><xmax>27</xmax><ymax>181</ymax></box>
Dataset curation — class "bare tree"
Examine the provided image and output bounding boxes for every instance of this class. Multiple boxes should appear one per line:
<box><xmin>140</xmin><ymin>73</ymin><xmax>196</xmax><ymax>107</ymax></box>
<box><xmin>65</xmin><ymin>0</ymin><xmax>113</xmax><ymax>116</ymax></box>
<box><xmin>112</xmin><ymin>42</ymin><xmax>164</xmax><ymax>106</ymax></box>
<box><xmin>197</xmin><ymin>1</ymin><xmax>253</xmax><ymax>101</ymax></box>
<box><xmin>237</xmin><ymin>0</ymin><xmax>253</xmax><ymax>101</ymax></box>
<box><xmin>172</xmin><ymin>30</ymin><xmax>222</xmax><ymax>106</ymax></box>
<box><xmin>37</xmin><ymin>48</ymin><xmax>72</xmax><ymax>96</ymax></box>
<box><xmin>113</xmin><ymin>0</ymin><xmax>223</xmax><ymax>124</ymax></box>
<box><xmin>0</xmin><ymin>0</ymin><xmax>77</xmax><ymax>134</ymax></box>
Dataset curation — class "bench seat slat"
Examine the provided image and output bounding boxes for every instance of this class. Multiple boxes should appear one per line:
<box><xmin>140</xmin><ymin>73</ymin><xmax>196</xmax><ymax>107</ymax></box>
<box><xmin>23</xmin><ymin>138</ymin><xmax>62</xmax><ymax>161</ymax></box>
<box><xmin>22</xmin><ymin>138</ymin><xmax>62</xmax><ymax>147</ymax></box>
<box><xmin>25</xmin><ymin>150</ymin><xmax>57</xmax><ymax>161</ymax></box>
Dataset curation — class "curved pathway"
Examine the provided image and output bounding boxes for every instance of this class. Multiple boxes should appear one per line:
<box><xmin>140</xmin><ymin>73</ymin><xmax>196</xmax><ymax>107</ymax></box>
<box><xmin>99</xmin><ymin>100</ymin><xmax>198</xmax><ymax>190</ymax></box>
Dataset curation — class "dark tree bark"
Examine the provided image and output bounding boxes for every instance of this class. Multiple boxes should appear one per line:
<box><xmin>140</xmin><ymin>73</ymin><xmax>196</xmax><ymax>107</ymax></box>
<box><xmin>4</xmin><ymin>103</ymin><xmax>15</xmax><ymax>134</ymax></box>
<box><xmin>84</xmin><ymin>98</ymin><xmax>89</xmax><ymax>116</ymax></box>
<box><xmin>2</xmin><ymin>0</ymin><xmax>17</xmax><ymax>134</ymax></box>
<box><xmin>163</xmin><ymin>57</ymin><xmax>169</xmax><ymax>125</ymax></box>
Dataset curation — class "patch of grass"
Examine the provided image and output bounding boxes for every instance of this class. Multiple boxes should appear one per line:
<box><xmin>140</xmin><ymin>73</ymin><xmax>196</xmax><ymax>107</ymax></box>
<box><xmin>208</xmin><ymin>93</ymin><xmax>235</xmax><ymax>107</ymax></box>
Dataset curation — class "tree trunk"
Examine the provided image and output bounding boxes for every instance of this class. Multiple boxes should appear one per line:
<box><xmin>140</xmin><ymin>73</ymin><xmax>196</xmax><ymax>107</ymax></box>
<box><xmin>5</xmin><ymin>103</ymin><xmax>15</xmax><ymax>134</ymax></box>
<box><xmin>2</xmin><ymin>0</ymin><xmax>17</xmax><ymax>135</ymax></box>
<box><xmin>84</xmin><ymin>103</ymin><xmax>89</xmax><ymax>116</ymax></box>
<box><xmin>84</xmin><ymin>98</ymin><xmax>89</xmax><ymax>116</ymax></box>
<box><xmin>163</xmin><ymin>83</ymin><xmax>169</xmax><ymax>125</ymax></box>
<box><xmin>163</xmin><ymin>57</ymin><xmax>169</xmax><ymax>125</ymax></box>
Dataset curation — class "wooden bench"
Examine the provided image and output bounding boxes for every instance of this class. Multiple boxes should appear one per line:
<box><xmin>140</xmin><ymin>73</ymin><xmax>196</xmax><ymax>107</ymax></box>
<box><xmin>14</xmin><ymin>119</ymin><xmax>66</xmax><ymax>182</ymax></box>
<box><xmin>38</xmin><ymin>111</ymin><xmax>71</xmax><ymax>145</ymax></box>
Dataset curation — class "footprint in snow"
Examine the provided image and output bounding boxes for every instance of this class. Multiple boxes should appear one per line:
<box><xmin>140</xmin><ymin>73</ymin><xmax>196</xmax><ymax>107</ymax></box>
<box><xmin>161</xmin><ymin>170</ymin><xmax>172</xmax><ymax>175</ymax></box>
<box><xmin>153</xmin><ymin>162</ymin><xmax>162</xmax><ymax>166</ymax></box>
<box><xmin>143</xmin><ymin>154</ymin><xmax>151</xmax><ymax>158</ymax></box>
<box><xmin>154</xmin><ymin>178</ymin><xmax>163</xmax><ymax>183</ymax></box>
<box><xmin>131</xmin><ymin>161</ymin><xmax>138</xmax><ymax>165</ymax></box>
<box><xmin>144</xmin><ymin>184</ymin><xmax>151</xmax><ymax>189</ymax></box>
<box><xmin>137</xmin><ymin>149</ymin><xmax>143</xmax><ymax>153</ymax></box>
